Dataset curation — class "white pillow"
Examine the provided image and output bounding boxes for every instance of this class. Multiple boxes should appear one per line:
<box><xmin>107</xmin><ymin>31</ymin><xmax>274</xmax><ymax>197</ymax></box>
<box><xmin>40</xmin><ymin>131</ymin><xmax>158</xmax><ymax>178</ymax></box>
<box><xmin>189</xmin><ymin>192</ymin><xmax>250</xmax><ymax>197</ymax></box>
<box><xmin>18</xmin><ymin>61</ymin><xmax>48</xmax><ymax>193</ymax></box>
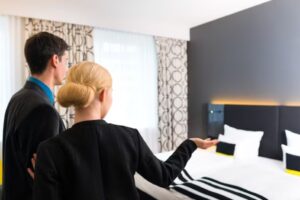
<box><xmin>218</xmin><ymin>134</ymin><xmax>233</xmax><ymax>143</ymax></box>
<box><xmin>224</xmin><ymin>124</ymin><xmax>264</xmax><ymax>140</ymax></box>
<box><xmin>285</xmin><ymin>130</ymin><xmax>300</xmax><ymax>148</ymax></box>
<box><xmin>218</xmin><ymin>134</ymin><xmax>260</xmax><ymax>158</ymax></box>
<box><xmin>281</xmin><ymin>144</ymin><xmax>300</xmax><ymax>171</ymax></box>
<box><xmin>220</xmin><ymin>125</ymin><xmax>264</xmax><ymax>158</ymax></box>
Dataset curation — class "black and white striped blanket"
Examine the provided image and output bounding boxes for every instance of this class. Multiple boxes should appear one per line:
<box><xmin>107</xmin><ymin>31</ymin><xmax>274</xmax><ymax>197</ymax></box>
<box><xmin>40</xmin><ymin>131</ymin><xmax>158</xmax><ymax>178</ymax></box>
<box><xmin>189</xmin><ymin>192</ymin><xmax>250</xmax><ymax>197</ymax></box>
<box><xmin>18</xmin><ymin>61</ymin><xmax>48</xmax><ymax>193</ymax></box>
<box><xmin>170</xmin><ymin>170</ymin><xmax>268</xmax><ymax>200</ymax></box>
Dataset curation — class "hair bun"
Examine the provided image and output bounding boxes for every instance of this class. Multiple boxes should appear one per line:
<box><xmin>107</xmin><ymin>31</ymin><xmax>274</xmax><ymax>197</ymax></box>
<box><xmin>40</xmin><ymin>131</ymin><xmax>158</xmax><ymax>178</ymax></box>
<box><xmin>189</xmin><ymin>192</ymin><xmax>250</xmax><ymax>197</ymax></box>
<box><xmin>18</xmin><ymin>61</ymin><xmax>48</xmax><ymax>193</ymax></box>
<box><xmin>57</xmin><ymin>82</ymin><xmax>95</xmax><ymax>108</ymax></box>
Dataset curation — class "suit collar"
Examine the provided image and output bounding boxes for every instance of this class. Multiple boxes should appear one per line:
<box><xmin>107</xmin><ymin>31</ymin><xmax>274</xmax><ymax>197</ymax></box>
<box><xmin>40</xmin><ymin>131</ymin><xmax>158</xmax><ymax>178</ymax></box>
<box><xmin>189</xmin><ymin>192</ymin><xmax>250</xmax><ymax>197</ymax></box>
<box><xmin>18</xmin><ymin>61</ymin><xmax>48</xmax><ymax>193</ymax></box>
<box><xmin>24</xmin><ymin>81</ymin><xmax>52</xmax><ymax>105</ymax></box>
<box><xmin>27</xmin><ymin>77</ymin><xmax>54</xmax><ymax>105</ymax></box>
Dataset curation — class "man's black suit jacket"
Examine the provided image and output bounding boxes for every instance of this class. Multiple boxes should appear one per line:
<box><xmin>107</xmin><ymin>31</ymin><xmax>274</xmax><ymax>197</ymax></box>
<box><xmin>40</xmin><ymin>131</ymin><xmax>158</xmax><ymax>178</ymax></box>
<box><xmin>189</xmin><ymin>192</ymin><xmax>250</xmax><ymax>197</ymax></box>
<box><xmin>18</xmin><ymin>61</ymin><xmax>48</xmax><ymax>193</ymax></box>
<box><xmin>2</xmin><ymin>81</ymin><xmax>65</xmax><ymax>200</ymax></box>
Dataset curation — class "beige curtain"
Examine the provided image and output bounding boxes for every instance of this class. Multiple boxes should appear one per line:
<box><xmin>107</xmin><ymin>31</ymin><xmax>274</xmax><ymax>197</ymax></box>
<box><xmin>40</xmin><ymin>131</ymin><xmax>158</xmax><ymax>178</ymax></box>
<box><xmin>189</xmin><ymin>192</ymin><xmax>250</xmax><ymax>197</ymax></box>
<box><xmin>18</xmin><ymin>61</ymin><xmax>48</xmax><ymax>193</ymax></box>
<box><xmin>155</xmin><ymin>36</ymin><xmax>188</xmax><ymax>151</ymax></box>
<box><xmin>24</xmin><ymin>18</ymin><xmax>94</xmax><ymax>128</ymax></box>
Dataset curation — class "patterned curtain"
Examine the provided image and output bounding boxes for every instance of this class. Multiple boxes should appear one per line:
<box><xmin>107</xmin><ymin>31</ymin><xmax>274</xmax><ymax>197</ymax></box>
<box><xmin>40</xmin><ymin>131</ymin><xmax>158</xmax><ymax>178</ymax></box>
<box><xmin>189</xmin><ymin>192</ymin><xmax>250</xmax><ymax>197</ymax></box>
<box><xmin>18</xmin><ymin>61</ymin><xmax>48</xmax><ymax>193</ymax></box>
<box><xmin>24</xmin><ymin>18</ymin><xmax>94</xmax><ymax>128</ymax></box>
<box><xmin>155</xmin><ymin>36</ymin><xmax>188</xmax><ymax>152</ymax></box>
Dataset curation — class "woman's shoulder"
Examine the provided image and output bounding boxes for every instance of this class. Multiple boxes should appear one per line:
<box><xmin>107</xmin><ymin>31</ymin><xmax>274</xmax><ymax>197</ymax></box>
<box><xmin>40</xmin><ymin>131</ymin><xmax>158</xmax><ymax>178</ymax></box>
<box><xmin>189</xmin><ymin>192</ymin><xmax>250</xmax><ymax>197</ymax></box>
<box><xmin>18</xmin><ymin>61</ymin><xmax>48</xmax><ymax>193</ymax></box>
<box><xmin>37</xmin><ymin>135</ymin><xmax>62</xmax><ymax>156</ymax></box>
<box><xmin>65</xmin><ymin>120</ymin><xmax>139</xmax><ymax>136</ymax></box>
<box><xmin>107</xmin><ymin>123</ymin><xmax>138</xmax><ymax>133</ymax></box>
<box><xmin>38</xmin><ymin>128</ymin><xmax>75</xmax><ymax>148</ymax></box>
<box><xmin>38</xmin><ymin>121</ymin><xmax>141</xmax><ymax>150</ymax></box>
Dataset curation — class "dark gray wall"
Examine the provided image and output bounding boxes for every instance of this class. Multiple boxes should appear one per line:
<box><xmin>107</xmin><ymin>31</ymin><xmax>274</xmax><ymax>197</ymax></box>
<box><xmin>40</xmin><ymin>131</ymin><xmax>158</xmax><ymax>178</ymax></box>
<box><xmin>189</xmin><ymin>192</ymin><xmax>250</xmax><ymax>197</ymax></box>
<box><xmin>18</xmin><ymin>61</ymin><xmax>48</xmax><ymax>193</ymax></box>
<box><xmin>188</xmin><ymin>0</ymin><xmax>300</xmax><ymax>138</ymax></box>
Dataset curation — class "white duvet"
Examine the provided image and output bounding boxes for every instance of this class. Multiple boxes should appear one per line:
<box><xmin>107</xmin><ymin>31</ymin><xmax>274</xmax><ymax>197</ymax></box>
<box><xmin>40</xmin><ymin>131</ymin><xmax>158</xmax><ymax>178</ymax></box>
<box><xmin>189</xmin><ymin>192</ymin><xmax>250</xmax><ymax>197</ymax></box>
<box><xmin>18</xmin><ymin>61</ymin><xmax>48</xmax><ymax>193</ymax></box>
<box><xmin>135</xmin><ymin>149</ymin><xmax>300</xmax><ymax>200</ymax></box>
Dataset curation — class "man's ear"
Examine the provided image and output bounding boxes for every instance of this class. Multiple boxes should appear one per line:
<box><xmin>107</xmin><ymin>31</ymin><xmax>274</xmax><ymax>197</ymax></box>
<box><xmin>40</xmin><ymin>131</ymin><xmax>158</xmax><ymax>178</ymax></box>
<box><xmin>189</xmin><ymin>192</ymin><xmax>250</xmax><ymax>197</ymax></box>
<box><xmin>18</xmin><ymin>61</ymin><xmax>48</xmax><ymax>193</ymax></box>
<box><xmin>50</xmin><ymin>54</ymin><xmax>59</xmax><ymax>68</ymax></box>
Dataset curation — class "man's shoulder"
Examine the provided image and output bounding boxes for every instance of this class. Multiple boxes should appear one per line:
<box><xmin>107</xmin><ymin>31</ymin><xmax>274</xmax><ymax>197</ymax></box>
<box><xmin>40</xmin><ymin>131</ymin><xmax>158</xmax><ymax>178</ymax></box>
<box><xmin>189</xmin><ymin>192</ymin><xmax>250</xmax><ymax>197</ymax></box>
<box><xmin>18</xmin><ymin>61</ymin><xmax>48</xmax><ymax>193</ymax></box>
<box><xmin>9</xmin><ymin>83</ymin><xmax>56</xmax><ymax>111</ymax></box>
<box><xmin>5</xmin><ymin>88</ymin><xmax>57</xmax><ymax>129</ymax></box>
<box><xmin>11</xmin><ymin>86</ymin><xmax>47</xmax><ymax>104</ymax></box>
<box><xmin>29</xmin><ymin>104</ymin><xmax>58</xmax><ymax>116</ymax></box>
<box><xmin>10</xmin><ymin>104</ymin><xmax>58</xmax><ymax>133</ymax></box>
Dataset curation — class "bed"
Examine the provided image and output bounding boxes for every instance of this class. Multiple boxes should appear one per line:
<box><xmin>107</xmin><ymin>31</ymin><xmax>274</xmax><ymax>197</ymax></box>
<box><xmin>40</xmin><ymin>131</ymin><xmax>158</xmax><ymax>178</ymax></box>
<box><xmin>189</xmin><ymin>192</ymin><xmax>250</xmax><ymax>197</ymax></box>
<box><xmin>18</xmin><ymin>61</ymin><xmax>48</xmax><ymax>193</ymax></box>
<box><xmin>135</xmin><ymin>104</ymin><xmax>300</xmax><ymax>200</ymax></box>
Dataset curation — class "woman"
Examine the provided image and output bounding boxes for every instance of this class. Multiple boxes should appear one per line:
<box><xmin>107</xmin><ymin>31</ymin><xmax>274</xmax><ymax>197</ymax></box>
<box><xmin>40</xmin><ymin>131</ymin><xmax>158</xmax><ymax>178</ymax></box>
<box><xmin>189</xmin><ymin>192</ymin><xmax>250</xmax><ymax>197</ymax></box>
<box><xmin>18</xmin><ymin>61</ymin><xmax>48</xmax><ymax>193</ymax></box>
<box><xmin>33</xmin><ymin>61</ymin><xmax>218</xmax><ymax>200</ymax></box>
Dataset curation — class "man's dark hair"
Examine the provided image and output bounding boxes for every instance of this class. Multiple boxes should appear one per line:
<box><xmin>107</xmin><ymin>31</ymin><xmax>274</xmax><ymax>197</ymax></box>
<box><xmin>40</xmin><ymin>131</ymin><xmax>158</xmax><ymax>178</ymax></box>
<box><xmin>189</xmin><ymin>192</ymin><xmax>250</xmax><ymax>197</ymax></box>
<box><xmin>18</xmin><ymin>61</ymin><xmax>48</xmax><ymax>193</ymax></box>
<box><xmin>24</xmin><ymin>32</ymin><xmax>69</xmax><ymax>74</ymax></box>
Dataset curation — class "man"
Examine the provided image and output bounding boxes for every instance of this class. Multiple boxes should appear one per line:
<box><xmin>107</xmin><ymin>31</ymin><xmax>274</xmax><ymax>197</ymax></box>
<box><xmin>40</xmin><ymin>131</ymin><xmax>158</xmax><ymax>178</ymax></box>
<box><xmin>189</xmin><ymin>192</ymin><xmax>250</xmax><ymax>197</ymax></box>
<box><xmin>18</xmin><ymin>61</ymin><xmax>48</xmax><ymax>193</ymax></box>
<box><xmin>2</xmin><ymin>32</ymin><xmax>69</xmax><ymax>200</ymax></box>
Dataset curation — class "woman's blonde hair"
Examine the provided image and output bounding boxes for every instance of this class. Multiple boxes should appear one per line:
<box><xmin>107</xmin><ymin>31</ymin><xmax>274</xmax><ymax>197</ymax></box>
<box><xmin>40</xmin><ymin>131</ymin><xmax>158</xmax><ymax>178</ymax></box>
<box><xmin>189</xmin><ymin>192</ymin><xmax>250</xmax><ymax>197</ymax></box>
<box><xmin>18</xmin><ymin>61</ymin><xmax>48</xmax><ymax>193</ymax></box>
<box><xmin>57</xmin><ymin>61</ymin><xmax>112</xmax><ymax>108</ymax></box>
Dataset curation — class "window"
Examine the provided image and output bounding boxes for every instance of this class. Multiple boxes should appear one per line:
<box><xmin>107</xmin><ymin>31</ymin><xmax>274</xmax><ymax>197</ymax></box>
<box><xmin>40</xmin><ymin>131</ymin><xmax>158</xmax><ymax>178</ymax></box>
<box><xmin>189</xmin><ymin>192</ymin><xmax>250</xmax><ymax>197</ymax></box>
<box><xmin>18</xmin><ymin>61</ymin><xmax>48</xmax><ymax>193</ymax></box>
<box><xmin>0</xmin><ymin>16</ymin><xmax>24</xmax><ymax>148</ymax></box>
<box><xmin>94</xmin><ymin>29</ymin><xmax>159</xmax><ymax>152</ymax></box>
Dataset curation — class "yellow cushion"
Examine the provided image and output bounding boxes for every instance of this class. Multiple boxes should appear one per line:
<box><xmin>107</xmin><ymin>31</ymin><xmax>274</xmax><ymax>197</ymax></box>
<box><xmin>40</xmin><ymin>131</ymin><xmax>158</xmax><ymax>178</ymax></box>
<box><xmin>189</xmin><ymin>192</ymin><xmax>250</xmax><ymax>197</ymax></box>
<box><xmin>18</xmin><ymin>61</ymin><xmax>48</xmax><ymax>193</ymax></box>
<box><xmin>0</xmin><ymin>160</ymin><xmax>2</xmax><ymax>185</ymax></box>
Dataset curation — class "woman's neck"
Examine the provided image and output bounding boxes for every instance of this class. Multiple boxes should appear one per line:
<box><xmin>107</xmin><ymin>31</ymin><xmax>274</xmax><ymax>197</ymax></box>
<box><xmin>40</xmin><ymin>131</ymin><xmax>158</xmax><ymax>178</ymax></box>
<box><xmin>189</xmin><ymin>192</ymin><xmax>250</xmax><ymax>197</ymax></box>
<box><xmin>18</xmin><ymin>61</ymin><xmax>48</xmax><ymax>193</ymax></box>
<box><xmin>74</xmin><ymin>106</ymin><xmax>102</xmax><ymax>124</ymax></box>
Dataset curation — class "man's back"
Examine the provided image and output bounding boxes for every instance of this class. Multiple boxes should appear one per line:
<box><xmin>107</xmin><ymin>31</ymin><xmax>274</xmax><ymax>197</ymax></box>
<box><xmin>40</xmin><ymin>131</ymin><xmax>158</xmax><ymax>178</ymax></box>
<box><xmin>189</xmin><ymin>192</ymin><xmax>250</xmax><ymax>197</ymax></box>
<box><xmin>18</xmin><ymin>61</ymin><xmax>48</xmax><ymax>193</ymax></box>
<box><xmin>2</xmin><ymin>81</ymin><xmax>65</xmax><ymax>200</ymax></box>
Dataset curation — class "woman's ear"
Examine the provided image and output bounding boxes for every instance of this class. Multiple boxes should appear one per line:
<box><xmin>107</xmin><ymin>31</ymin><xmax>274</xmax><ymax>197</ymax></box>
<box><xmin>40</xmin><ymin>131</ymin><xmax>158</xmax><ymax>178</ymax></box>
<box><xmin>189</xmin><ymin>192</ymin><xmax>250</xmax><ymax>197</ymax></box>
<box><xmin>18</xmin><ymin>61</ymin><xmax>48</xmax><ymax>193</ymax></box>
<box><xmin>99</xmin><ymin>89</ymin><xmax>106</xmax><ymax>103</ymax></box>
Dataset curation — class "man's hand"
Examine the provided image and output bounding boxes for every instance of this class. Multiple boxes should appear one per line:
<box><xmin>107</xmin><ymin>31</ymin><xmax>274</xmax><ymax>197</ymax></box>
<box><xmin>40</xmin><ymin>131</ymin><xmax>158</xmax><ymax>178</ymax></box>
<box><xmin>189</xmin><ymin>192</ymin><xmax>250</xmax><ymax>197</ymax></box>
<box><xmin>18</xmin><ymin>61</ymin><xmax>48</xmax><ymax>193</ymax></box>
<box><xmin>27</xmin><ymin>153</ymin><xmax>37</xmax><ymax>179</ymax></box>
<box><xmin>190</xmin><ymin>138</ymin><xmax>218</xmax><ymax>149</ymax></box>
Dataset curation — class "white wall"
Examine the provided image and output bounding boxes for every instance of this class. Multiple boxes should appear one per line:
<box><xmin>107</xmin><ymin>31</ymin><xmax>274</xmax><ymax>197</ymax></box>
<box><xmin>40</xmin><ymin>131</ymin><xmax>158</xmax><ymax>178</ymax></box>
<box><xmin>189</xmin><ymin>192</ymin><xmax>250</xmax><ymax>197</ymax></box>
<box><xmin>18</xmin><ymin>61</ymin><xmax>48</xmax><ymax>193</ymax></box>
<box><xmin>0</xmin><ymin>0</ymin><xmax>271</xmax><ymax>40</ymax></box>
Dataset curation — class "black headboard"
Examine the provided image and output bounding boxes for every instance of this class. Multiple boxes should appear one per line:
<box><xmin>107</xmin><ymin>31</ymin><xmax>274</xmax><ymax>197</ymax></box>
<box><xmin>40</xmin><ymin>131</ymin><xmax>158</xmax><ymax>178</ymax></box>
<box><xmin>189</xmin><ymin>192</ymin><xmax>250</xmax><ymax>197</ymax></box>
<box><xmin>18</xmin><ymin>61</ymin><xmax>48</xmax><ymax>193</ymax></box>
<box><xmin>208</xmin><ymin>104</ymin><xmax>300</xmax><ymax>160</ymax></box>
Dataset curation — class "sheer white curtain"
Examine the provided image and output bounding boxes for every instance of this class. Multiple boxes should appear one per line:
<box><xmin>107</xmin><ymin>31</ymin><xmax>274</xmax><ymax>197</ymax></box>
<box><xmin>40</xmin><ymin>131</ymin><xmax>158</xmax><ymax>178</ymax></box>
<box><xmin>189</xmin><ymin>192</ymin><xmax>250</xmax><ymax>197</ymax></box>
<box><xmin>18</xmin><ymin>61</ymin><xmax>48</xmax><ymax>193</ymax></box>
<box><xmin>94</xmin><ymin>29</ymin><xmax>159</xmax><ymax>153</ymax></box>
<box><xmin>0</xmin><ymin>15</ymin><xmax>25</xmax><ymax>153</ymax></box>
